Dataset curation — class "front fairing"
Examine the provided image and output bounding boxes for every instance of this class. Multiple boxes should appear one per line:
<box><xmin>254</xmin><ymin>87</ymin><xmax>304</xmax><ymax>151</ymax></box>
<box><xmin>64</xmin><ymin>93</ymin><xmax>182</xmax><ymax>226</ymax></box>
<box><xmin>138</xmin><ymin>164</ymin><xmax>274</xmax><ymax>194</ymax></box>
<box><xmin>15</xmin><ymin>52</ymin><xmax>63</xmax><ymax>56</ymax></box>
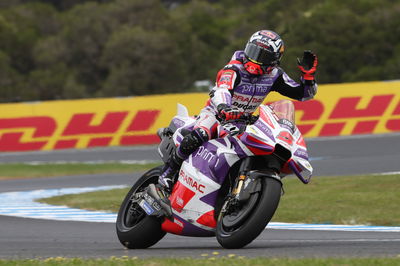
<box><xmin>239</xmin><ymin>105</ymin><xmax>313</xmax><ymax>180</ymax></box>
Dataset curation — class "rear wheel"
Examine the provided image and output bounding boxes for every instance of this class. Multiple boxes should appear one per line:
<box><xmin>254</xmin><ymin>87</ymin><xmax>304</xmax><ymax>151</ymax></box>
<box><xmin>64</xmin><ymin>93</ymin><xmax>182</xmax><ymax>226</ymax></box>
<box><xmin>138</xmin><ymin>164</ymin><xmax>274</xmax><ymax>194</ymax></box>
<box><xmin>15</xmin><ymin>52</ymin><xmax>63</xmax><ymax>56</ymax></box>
<box><xmin>116</xmin><ymin>166</ymin><xmax>166</xmax><ymax>249</ymax></box>
<box><xmin>216</xmin><ymin>177</ymin><xmax>282</xmax><ymax>249</ymax></box>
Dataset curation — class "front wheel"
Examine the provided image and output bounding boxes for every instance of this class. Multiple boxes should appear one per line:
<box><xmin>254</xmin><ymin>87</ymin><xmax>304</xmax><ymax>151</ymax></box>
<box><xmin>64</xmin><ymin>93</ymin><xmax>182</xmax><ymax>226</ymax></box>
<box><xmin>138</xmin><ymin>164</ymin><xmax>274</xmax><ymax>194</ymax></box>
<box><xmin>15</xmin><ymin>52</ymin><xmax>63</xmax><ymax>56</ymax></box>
<box><xmin>116</xmin><ymin>166</ymin><xmax>166</xmax><ymax>249</ymax></box>
<box><xmin>216</xmin><ymin>177</ymin><xmax>282</xmax><ymax>249</ymax></box>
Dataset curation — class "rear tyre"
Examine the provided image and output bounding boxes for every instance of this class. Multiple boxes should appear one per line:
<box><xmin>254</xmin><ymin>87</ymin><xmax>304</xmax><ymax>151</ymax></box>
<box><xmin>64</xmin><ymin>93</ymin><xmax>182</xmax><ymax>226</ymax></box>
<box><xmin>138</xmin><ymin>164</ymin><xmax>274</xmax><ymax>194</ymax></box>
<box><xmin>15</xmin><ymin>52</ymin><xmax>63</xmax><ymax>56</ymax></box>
<box><xmin>116</xmin><ymin>166</ymin><xmax>166</xmax><ymax>249</ymax></box>
<box><xmin>216</xmin><ymin>177</ymin><xmax>282</xmax><ymax>249</ymax></box>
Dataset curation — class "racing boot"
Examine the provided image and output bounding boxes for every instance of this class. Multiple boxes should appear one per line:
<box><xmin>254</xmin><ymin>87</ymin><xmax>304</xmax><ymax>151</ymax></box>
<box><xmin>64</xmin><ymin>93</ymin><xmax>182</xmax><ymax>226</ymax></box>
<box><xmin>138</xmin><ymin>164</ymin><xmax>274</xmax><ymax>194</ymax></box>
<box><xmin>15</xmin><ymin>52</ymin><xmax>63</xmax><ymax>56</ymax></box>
<box><xmin>155</xmin><ymin>151</ymin><xmax>184</xmax><ymax>217</ymax></box>
<box><xmin>158</xmin><ymin>151</ymin><xmax>183</xmax><ymax>193</ymax></box>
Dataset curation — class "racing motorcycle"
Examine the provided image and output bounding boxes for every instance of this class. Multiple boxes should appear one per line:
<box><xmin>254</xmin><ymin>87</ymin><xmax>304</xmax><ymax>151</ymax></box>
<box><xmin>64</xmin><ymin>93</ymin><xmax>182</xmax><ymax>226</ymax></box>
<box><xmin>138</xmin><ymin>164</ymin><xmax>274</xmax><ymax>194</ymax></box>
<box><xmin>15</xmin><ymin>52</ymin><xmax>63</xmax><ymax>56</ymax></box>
<box><xmin>116</xmin><ymin>102</ymin><xmax>313</xmax><ymax>249</ymax></box>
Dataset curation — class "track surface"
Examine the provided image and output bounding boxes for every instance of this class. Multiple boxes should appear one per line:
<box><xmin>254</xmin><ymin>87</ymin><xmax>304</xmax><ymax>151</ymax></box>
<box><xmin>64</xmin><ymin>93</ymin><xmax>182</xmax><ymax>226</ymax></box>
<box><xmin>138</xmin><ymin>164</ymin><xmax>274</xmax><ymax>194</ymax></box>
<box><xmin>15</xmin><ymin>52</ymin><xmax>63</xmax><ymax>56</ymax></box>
<box><xmin>1</xmin><ymin>134</ymin><xmax>400</xmax><ymax>259</ymax></box>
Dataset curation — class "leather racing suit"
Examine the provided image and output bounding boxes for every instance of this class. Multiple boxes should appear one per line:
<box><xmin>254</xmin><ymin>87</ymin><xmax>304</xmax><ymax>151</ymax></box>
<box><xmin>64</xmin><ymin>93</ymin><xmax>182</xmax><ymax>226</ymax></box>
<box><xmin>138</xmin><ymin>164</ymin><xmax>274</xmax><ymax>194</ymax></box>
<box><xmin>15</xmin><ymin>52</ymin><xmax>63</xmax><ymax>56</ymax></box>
<box><xmin>158</xmin><ymin>50</ymin><xmax>317</xmax><ymax>194</ymax></box>
<box><xmin>194</xmin><ymin>50</ymin><xmax>317</xmax><ymax>139</ymax></box>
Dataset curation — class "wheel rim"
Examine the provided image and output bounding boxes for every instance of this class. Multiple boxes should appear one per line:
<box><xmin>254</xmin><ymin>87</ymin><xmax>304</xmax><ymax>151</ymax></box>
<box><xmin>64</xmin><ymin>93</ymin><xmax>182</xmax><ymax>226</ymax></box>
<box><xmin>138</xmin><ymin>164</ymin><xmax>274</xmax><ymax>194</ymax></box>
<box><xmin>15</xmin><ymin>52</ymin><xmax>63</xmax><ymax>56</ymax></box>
<box><xmin>123</xmin><ymin>197</ymin><xmax>145</xmax><ymax>228</ymax></box>
<box><xmin>219</xmin><ymin>192</ymin><xmax>260</xmax><ymax>233</ymax></box>
<box><xmin>120</xmin><ymin>174</ymin><xmax>159</xmax><ymax>230</ymax></box>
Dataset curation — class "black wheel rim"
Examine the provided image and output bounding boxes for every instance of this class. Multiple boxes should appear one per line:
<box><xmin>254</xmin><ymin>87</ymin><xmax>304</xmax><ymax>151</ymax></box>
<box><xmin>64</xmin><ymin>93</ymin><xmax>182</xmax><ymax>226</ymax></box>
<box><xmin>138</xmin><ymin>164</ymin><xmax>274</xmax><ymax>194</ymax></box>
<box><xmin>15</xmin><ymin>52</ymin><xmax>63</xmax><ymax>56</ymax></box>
<box><xmin>220</xmin><ymin>191</ymin><xmax>260</xmax><ymax>233</ymax></box>
<box><xmin>120</xmin><ymin>174</ymin><xmax>159</xmax><ymax>230</ymax></box>
<box><xmin>123</xmin><ymin>196</ymin><xmax>145</xmax><ymax>228</ymax></box>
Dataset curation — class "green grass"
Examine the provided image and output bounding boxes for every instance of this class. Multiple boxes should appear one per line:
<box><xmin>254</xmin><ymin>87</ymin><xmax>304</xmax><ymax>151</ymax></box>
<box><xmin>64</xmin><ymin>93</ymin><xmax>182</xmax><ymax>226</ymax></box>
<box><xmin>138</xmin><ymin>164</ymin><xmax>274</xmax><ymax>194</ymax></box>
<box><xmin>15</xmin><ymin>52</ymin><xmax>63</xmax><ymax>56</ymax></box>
<box><xmin>0</xmin><ymin>257</ymin><xmax>399</xmax><ymax>266</ymax></box>
<box><xmin>0</xmin><ymin>163</ymin><xmax>160</xmax><ymax>180</ymax></box>
<box><xmin>38</xmin><ymin>174</ymin><xmax>400</xmax><ymax>226</ymax></box>
<box><xmin>272</xmin><ymin>174</ymin><xmax>400</xmax><ymax>226</ymax></box>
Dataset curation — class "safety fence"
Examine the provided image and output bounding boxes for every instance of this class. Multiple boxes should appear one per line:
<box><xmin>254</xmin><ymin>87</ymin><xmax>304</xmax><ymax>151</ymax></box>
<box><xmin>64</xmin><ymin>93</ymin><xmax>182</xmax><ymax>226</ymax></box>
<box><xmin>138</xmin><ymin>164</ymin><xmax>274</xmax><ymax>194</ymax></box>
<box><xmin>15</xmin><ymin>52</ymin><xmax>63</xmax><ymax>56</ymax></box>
<box><xmin>0</xmin><ymin>80</ymin><xmax>399</xmax><ymax>152</ymax></box>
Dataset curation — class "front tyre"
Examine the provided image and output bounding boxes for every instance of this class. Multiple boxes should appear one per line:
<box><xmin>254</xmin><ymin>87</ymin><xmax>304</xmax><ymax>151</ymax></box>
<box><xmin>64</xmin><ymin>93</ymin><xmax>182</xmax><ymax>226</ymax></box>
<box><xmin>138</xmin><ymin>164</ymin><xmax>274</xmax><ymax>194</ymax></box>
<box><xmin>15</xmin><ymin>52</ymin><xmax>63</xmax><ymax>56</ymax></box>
<box><xmin>216</xmin><ymin>177</ymin><xmax>282</xmax><ymax>249</ymax></box>
<box><xmin>116</xmin><ymin>166</ymin><xmax>166</xmax><ymax>249</ymax></box>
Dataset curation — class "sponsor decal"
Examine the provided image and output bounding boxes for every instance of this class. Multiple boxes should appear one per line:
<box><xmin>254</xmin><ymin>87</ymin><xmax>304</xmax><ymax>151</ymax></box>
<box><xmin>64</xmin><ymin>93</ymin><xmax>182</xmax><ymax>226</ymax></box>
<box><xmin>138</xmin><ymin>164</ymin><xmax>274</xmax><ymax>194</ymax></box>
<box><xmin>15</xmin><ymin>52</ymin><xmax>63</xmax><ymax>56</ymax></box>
<box><xmin>194</xmin><ymin>146</ymin><xmax>215</xmax><ymax>164</ymax></box>
<box><xmin>170</xmin><ymin>181</ymin><xmax>195</xmax><ymax>212</ymax></box>
<box><xmin>232</xmin><ymin>102</ymin><xmax>258</xmax><ymax>111</ymax></box>
<box><xmin>179</xmin><ymin>169</ymin><xmax>205</xmax><ymax>193</ymax></box>
<box><xmin>217</xmin><ymin>70</ymin><xmax>235</xmax><ymax>90</ymax></box>
<box><xmin>259</xmin><ymin>106</ymin><xmax>276</xmax><ymax>129</ymax></box>
<box><xmin>172</xmin><ymin>118</ymin><xmax>185</xmax><ymax>128</ymax></box>
<box><xmin>260</xmin><ymin>30</ymin><xmax>277</xmax><ymax>39</ymax></box>
<box><xmin>176</xmin><ymin>196</ymin><xmax>184</xmax><ymax>208</ymax></box>
<box><xmin>232</xmin><ymin>94</ymin><xmax>264</xmax><ymax>104</ymax></box>
<box><xmin>294</xmin><ymin>148</ymin><xmax>309</xmax><ymax>160</ymax></box>
<box><xmin>139</xmin><ymin>200</ymin><xmax>154</xmax><ymax>215</ymax></box>
<box><xmin>0</xmin><ymin>109</ymin><xmax>160</xmax><ymax>151</ymax></box>
<box><xmin>253</xmin><ymin>120</ymin><xmax>275</xmax><ymax>141</ymax></box>
<box><xmin>278</xmin><ymin>119</ymin><xmax>295</xmax><ymax>133</ymax></box>
<box><xmin>293</xmin><ymin>94</ymin><xmax>399</xmax><ymax>136</ymax></box>
<box><xmin>238</xmin><ymin>84</ymin><xmax>270</xmax><ymax>94</ymax></box>
<box><xmin>174</xmin><ymin>218</ymin><xmax>184</xmax><ymax>228</ymax></box>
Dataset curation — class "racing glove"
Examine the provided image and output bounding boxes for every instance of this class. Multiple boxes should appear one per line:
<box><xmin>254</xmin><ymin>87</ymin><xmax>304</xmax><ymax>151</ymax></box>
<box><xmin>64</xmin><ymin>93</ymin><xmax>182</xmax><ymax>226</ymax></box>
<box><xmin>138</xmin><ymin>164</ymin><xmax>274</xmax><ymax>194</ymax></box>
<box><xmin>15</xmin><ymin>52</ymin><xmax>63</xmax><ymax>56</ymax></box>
<box><xmin>217</xmin><ymin>104</ymin><xmax>243</xmax><ymax>121</ymax></box>
<box><xmin>297</xmin><ymin>50</ymin><xmax>318</xmax><ymax>81</ymax></box>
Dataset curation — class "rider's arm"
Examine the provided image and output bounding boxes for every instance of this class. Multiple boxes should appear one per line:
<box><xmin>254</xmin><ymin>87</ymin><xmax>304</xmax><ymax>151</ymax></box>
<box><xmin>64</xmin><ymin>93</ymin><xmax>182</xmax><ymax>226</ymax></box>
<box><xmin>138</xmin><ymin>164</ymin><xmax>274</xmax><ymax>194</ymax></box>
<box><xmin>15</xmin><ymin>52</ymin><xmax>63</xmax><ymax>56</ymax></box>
<box><xmin>271</xmin><ymin>71</ymin><xmax>317</xmax><ymax>101</ymax></box>
<box><xmin>209</xmin><ymin>67</ymin><xmax>241</xmax><ymax>109</ymax></box>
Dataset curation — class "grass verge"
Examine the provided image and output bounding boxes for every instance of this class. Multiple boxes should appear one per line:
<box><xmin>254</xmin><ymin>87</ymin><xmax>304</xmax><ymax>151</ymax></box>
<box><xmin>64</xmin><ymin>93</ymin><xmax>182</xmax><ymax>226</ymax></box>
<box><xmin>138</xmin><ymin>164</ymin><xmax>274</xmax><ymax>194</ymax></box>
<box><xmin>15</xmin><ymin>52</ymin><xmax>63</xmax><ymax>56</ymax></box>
<box><xmin>0</xmin><ymin>163</ymin><xmax>160</xmax><ymax>180</ymax></box>
<box><xmin>0</xmin><ymin>257</ymin><xmax>399</xmax><ymax>266</ymax></box>
<box><xmin>38</xmin><ymin>174</ymin><xmax>400</xmax><ymax>226</ymax></box>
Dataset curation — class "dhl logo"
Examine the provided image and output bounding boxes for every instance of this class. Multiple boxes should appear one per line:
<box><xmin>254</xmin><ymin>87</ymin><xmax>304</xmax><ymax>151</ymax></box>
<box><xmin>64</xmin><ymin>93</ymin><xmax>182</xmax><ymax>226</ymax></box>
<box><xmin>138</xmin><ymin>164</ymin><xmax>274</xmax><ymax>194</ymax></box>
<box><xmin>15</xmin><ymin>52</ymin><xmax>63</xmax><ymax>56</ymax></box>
<box><xmin>293</xmin><ymin>94</ymin><xmax>400</xmax><ymax>136</ymax></box>
<box><xmin>0</xmin><ymin>110</ymin><xmax>161</xmax><ymax>151</ymax></box>
<box><xmin>0</xmin><ymin>81</ymin><xmax>399</xmax><ymax>152</ymax></box>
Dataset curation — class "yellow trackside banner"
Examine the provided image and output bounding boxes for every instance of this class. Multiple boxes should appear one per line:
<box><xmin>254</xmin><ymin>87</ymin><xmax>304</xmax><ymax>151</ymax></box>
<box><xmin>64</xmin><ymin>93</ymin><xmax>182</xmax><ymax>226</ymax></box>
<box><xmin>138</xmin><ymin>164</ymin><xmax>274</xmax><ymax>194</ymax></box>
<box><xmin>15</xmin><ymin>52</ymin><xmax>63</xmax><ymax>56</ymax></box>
<box><xmin>0</xmin><ymin>80</ymin><xmax>399</xmax><ymax>152</ymax></box>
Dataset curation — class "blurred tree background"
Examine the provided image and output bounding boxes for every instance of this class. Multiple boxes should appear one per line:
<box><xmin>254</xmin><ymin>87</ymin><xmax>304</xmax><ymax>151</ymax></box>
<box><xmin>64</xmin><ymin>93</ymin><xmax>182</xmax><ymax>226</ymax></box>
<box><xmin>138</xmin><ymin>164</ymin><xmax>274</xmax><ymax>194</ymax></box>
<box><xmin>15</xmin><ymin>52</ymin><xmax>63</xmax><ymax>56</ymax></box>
<box><xmin>0</xmin><ymin>0</ymin><xmax>399</xmax><ymax>102</ymax></box>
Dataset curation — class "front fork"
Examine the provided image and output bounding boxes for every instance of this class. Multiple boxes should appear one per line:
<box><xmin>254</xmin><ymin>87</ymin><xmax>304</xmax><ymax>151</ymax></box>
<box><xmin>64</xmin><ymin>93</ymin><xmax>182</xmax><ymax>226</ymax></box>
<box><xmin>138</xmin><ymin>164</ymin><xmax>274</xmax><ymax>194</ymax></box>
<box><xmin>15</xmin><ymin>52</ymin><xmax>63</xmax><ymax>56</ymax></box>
<box><xmin>232</xmin><ymin>157</ymin><xmax>253</xmax><ymax>200</ymax></box>
<box><xmin>218</xmin><ymin>157</ymin><xmax>256</xmax><ymax>220</ymax></box>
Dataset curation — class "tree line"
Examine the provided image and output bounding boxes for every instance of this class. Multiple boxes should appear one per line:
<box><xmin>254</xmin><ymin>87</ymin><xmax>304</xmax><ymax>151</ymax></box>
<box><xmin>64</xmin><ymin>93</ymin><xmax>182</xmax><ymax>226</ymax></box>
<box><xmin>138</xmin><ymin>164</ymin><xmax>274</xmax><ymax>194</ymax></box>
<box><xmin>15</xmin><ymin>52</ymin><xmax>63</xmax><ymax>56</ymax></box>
<box><xmin>0</xmin><ymin>0</ymin><xmax>399</xmax><ymax>102</ymax></box>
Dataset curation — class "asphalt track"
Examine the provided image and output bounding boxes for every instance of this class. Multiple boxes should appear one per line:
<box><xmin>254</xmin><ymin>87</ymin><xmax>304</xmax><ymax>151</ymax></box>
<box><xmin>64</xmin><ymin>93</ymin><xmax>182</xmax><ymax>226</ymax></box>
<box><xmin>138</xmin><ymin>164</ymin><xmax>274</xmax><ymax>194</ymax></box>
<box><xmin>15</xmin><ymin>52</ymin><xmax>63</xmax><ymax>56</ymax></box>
<box><xmin>0</xmin><ymin>134</ymin><xmax>400</xmax><ymax>259</ymax></box>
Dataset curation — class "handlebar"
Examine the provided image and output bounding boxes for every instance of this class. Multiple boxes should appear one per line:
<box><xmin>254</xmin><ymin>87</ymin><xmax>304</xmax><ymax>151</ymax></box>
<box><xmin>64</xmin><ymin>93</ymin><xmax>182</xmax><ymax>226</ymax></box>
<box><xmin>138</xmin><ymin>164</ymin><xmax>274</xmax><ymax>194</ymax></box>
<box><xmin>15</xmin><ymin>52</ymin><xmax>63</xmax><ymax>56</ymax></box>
<box><xmin>216</xmin><ymin>114</ymin><xmax>259</xmax><ymax>136</ymax></box>
<box><xmin>218</xmin><ymin>114</ymin><xmax>259</xmax><ymax>126</ymax></box>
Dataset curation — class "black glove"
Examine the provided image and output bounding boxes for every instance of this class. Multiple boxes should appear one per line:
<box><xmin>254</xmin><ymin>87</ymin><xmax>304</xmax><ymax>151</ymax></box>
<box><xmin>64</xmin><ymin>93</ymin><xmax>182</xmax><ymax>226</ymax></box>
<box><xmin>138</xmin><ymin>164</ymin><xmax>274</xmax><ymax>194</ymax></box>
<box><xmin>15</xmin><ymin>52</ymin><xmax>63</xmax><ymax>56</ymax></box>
<box><xmin>297</xmin><ymin>50</ymin><xmax>318</xmax><ymax>81</ymax></box>
<box><xmin>217</xmin><ymin>104</ymin><xmax>243</xmax><ymax>121</ymax></box>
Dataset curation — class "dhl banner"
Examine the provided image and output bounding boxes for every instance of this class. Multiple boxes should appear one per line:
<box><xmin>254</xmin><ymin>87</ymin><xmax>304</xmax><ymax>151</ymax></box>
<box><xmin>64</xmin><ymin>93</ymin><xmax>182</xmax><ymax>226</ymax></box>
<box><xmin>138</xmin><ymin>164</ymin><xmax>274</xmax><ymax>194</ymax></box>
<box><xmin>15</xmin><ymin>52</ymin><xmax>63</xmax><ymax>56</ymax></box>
<box><xmin>0</xmin><ymin>80</ymin><xmax>399</xmax><ymax>152</ymax></box>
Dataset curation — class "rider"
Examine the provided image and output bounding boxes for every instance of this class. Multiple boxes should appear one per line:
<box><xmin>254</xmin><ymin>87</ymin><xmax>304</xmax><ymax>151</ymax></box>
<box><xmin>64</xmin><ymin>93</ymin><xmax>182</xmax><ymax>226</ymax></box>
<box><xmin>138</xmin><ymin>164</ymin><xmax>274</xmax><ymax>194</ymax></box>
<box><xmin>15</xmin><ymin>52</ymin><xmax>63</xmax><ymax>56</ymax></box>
<box><xmin>157</xmin><ymin>29</ymin><xmax>318</xmax><ymax>198</ymax></box>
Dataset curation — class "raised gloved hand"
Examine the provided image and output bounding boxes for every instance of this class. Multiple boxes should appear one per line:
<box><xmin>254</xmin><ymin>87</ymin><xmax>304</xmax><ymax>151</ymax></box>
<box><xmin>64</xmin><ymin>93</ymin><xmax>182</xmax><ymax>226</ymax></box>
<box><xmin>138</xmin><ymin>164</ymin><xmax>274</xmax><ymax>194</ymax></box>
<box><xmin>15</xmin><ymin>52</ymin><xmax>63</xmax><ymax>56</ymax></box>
<box><xmin>217</xmin><ymin>104</ymin><xmax>243</xmax><ymax>121</ymax></box>
<box><xmin>297</xmin><ymin>50</ymin><xmax>318</xmax><ymax>81</ymax></box>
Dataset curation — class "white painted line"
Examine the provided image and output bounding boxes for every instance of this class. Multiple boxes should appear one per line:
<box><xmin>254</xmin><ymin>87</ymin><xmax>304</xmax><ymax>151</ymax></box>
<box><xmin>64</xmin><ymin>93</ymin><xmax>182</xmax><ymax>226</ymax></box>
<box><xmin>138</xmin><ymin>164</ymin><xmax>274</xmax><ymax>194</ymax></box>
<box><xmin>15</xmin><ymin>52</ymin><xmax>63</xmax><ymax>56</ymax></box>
<box><xmin>0</xmin><ymin>186</ymin><xmax>124</xmax><ymax>223</ymax></box>
<box><xmin>374</xmin><ymin>171</ymin><xmax>400</xmax><ymax>176</ymax></box>
<box><xmin>267</xmin><ymin>222</ymin><xmax>400</xmax><ymax>232</ymax></box>
<box><xmin>306</xmin><ymin>132</ymin><xmax>400</xmax><ymax>142</ymax></box>
<box><xmin>1</xmin><ymin>186</ymin><xmax>400</xmax><ymax>232</ymax></box>
<box><xmin>257</xmin><ymin>238</ymin><xmax>400</xmax><ymax>243</ymax></box>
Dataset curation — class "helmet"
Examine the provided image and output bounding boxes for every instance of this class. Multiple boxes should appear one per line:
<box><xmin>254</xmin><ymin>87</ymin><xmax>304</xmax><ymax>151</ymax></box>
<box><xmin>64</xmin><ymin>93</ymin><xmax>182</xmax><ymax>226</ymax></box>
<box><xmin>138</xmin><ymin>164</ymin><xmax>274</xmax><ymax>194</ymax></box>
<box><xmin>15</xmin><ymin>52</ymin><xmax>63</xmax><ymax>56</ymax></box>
<box><xmin>243</xmin><ymin>30</ymin><xmax>285</xmax><ymax>75</ymax></box>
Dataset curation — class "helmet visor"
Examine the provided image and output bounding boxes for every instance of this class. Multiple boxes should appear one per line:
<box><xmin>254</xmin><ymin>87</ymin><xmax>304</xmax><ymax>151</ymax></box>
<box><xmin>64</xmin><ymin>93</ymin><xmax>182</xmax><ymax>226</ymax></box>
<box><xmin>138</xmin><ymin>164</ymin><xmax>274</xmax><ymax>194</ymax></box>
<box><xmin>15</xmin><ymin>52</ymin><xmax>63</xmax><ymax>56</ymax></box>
<box><xmin>244</xmin><ymin>43</ymin><xmax>279</xmax><ymax>66</ymax></box>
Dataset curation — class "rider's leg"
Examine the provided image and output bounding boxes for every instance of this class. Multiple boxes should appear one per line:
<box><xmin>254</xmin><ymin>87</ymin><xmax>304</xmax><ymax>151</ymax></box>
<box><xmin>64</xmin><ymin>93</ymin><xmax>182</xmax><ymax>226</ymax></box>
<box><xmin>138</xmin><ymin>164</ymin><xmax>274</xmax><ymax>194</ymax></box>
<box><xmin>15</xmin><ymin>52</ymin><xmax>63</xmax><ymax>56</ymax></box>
<box><xmin>158</xmin><ymin>108</ymin><xmax>218</xmax><ymax>193</ymax></box>
<box><xmin>158</xmin><ymin>127</ymin><xmax>209</xmax><ymax>192</ymax></box>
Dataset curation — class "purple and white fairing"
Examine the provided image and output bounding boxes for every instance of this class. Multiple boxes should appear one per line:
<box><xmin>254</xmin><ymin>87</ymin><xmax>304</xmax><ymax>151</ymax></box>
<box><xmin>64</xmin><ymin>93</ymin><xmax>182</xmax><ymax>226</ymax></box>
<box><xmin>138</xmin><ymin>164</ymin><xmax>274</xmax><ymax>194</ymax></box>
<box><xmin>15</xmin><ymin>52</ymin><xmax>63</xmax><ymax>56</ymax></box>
<box><xmin>162</xmin><ymin>103</ymin><xmax>313</xmax><ymax>236</ymax></box>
